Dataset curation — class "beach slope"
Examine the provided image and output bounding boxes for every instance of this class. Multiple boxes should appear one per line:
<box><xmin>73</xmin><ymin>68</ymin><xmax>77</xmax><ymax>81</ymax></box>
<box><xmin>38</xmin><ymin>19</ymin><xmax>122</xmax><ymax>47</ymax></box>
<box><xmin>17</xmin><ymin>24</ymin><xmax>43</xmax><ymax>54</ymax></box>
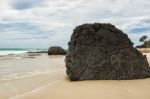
<box><xmin>13</xmin><ymin>53</ymin><xmax>150</xmax><ymax>99</ymax></box>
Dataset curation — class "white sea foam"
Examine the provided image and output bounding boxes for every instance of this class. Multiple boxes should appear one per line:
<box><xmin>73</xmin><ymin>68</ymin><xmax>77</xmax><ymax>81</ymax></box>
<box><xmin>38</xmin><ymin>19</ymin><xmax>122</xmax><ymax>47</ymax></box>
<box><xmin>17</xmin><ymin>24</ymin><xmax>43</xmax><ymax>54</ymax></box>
<box><xmin>0</xmin><ymin>51</ymin><xmax>27</xmax><ymax>56</ymax></box>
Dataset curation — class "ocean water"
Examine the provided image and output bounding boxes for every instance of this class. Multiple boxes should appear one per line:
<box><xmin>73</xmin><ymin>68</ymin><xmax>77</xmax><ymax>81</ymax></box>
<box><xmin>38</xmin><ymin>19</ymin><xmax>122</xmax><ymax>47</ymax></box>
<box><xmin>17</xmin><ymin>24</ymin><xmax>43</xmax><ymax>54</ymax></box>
<box><xmin>0</xmin><ymin>48</ymin><xmax>65</xmax><ymax>99</ymax></box>
<box><xmin>0</xmin><ymin>48</ymin><xmax>48</xmax><ymax>81</ymax></box>
<box><xmin>0</xmin><ymin>48</ymin><xmax>47</xmax><ymax>56</ymax></box>
<box><xmin>0</xmin><ymin>48</ymin><xmax>47</xmax><ymax>60</ymax></box>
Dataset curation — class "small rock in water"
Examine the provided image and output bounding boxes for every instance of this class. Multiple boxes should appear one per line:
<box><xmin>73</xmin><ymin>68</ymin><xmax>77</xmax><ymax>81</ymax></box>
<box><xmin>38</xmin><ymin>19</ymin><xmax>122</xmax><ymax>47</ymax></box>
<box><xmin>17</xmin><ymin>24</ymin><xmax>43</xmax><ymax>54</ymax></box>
<box><xmin>65</xmin><ymin>23</ymin><xmax>150</xmax><ymax>81</ymax></box>
<box><xmin>48</xmin><ymin>46</ymin><xmax>66</xmax><ymax>55</ymax></box>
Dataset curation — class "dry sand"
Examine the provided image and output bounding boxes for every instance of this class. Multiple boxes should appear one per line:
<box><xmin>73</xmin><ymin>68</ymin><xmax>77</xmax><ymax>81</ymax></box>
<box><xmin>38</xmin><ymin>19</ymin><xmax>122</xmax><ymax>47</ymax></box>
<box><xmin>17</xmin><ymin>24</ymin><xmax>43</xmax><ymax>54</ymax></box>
<box><xmin>12</xmin><ymin>53</ymin><xmax>150</xmax><ymax>99</ymax></box>
<box><xmin>137</xmin><ymin>48</ymin><xmax>150</xmax><ymax>53</ymax></box>
<box><xmin>17</xmin><ymin>77</ymin><xmax>150</xmax><ymax>99</ymax></box>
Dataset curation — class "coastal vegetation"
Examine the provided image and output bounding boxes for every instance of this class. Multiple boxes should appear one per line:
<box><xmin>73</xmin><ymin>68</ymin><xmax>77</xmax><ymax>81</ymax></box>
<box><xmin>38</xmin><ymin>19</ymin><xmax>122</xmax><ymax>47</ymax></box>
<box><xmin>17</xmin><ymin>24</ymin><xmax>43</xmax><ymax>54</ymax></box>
<box><xmin>137</xmin><ymin>35</ymin><xmax>150</xmax><ymax>48</ymax></box>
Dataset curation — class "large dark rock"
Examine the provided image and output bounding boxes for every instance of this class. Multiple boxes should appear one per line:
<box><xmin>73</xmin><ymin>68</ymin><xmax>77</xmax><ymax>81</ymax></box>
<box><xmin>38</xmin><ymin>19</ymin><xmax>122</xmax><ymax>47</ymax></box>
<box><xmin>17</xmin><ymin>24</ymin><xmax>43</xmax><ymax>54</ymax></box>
<box><xmin>65</xmin><ymin>23</ymin><xmax>150</xmax><ymax>81</ymax></box>
<box><xmin>48</xmin><ymin>46</ymin><xmax>66</xmax><ymax>55</ymax></box>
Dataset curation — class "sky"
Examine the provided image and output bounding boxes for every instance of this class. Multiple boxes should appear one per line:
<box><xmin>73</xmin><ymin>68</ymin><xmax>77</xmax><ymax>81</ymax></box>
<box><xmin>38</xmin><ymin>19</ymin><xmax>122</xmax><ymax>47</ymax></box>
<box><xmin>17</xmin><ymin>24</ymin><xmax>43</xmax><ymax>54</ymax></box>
<box><xmin>0</xmin><ymin>0</ymin><xmax>150</xmax><ymax>48</ymax></box>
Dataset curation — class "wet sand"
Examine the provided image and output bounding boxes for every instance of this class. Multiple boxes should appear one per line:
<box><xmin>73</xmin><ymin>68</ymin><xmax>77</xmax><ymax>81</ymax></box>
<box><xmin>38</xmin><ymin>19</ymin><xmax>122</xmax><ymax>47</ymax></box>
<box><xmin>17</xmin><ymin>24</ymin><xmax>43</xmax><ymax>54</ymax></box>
<box><xmin>11</xmin><ymin>53</ymin><xmax>150</xmax><ymax>99</ymax></box>
<box><xmin>0</xmin><ymin>54</ymin><xmax>65</xmax><ymax>99</ymax></box>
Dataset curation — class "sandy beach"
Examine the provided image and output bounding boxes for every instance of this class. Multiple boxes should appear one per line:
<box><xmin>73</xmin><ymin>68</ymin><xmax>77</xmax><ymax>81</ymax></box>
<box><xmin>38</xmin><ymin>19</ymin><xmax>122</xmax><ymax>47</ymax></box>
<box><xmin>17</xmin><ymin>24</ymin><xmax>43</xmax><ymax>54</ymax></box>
<box><xmin>0</xmin><ymin>0</ymin><xmax>149</xmax><ymax>99</ymax></box>
<box><xmin>1</xmin><ymin>53</ymin><xmax>148</xmax><ymax>99</ymax></box>
<box><xmin>18</xmin><ymin>78</ymin><xmax>150</xmax><ymax>99</ymax></box>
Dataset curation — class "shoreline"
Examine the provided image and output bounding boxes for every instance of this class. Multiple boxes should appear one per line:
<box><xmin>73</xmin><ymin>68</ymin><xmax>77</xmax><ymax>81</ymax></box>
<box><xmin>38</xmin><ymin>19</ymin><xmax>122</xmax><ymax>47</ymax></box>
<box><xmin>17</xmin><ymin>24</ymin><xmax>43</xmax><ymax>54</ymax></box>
<box><xmin>0</xmin><ymin>54</ymin><xmax>65</xmax><ymax>99</ymax></box>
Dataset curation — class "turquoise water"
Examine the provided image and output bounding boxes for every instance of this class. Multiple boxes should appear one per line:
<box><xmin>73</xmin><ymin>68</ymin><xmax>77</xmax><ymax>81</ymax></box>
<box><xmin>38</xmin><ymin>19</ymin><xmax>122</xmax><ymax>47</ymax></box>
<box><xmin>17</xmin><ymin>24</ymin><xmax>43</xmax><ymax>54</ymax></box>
<box><xmin>0</xmin><ymin>48</ymin><xmax>48</xmax><ymax>51</ymax></box>
<box><xmin>0</xmin><ymin>48</ymin><xmax>48</xmax><ymax>55</ymax></box>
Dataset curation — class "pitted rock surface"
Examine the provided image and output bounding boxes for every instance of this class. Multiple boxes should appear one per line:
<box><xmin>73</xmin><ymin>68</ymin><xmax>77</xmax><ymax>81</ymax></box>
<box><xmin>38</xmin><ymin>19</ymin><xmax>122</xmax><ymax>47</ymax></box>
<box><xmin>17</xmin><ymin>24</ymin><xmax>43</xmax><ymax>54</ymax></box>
<box><xmin>65</xmin><ymin>23</ymin><xmax>150</xmax><ymax>81</ymax></box>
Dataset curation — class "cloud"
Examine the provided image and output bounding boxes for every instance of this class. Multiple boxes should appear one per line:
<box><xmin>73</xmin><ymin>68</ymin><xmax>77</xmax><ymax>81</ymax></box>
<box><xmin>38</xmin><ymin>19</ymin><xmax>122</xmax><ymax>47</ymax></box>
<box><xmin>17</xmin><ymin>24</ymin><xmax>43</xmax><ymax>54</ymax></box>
<box><xmin>0</xmin><ymin>0</ymin><xmax>150</xmax><ymax>48</ymax></box>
